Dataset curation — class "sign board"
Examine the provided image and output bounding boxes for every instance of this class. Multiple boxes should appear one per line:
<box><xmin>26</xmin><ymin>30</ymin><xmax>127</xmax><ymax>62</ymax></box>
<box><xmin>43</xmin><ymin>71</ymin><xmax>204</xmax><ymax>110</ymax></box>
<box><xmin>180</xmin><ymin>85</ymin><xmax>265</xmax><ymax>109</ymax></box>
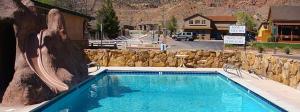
<box><xmin>224</xmin><ymin>35</ymin><xmax>245</xmax><ymax>44</ymax></box>
<box><xmin>229</xmin><ymin>25</ymin><xmax>246</xmax><ymax>33</ymax></box>
<box><xmin>160</xmin><ymin>44</ymin><xmax>167</xmax><ymax>51</ymax></box>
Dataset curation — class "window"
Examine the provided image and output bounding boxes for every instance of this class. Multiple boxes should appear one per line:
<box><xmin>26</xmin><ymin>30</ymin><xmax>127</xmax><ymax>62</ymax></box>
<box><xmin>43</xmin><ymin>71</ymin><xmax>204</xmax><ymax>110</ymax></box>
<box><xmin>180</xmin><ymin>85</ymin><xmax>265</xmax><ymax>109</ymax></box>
<box><xmin>195</xmin><ymin>20</ymin><xmax>201</xmax><ymax>24</ymax></box>
<box><xmin>202</xmin><ymin>20</ymin><xmax>206</xmax><ymax>24</ymax></box>
<box><xmin>189</xmin><ymin>20</ymin><xmax>194</xmax><ymax>24</ymax></box>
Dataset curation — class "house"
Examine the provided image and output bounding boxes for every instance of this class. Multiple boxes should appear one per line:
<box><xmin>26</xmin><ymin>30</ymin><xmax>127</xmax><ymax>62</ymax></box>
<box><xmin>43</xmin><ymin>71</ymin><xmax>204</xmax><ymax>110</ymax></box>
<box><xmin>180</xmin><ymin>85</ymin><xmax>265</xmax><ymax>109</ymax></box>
<box><xmin>137</xmin><ymin>21</ymin><xmax>159</xmax><ymax>31</ymax></box>
<box><xmin>268</xmin><ymin>6</ymin><xmax>300</xmax><ymax>43</ymax></box>
<box><xmin>183</xmin><ymin>14</ymin><xmax>212</xmax><ymax>40</ymax></box>
<box><xmin>182</xmin><ymin>14</ymin><xmax>237</xmax><ymax>40</ymax></box>
<box><xmin>207</xmin><ymin>16</ymin><xmax>237</xmax><ymax>39</ymax></box>
<box><xmin>31</xmin><ymin>0</ymin><xmax>94</xmax><ymax>48</ymax></box>
<box><xmin>120</xmin><ymin>22</ymin><xmax>135</xmax><ymax>36</ymax></box>
<box><xmin>257</xmin><ymin>22</ymin><xmax>271</xmax><ymax>42</ymax></box>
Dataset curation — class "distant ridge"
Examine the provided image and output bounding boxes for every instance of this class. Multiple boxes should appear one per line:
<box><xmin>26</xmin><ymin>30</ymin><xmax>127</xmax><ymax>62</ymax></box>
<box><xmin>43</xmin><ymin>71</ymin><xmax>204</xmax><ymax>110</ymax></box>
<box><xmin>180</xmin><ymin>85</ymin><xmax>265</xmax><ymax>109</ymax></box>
<box><xmin>55</xmin><ymin>0</ymin><xmax>300</xmax><ymax>28</ymax></box>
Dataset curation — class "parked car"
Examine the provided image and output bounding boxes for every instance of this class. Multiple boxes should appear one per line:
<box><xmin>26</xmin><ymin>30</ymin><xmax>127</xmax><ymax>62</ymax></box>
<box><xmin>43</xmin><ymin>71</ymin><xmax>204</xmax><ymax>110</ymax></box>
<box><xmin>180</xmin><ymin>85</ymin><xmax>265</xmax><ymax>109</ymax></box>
<box><xmin>245</xmin><ymin>31</ymin><xmax>256</xmax><ymax>42</ymax></box>
<box><xmin>172</xmin><ymin>32</ymin><xmax>195</xmax><ymax>41</ymax></box>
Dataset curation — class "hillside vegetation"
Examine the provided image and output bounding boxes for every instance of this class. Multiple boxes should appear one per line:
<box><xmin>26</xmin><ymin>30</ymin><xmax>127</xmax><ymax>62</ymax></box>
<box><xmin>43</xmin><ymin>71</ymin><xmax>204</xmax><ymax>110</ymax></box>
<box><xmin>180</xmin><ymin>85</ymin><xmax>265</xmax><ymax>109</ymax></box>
<box><xmin>37</xmin><ymin>0</ymin><xmax>300</xmax><ymax>27</ymax></box>
<box><xmin>109</xmin><ymin>0</ymin><xmax>300</xmax><ymax>27</ymax></box>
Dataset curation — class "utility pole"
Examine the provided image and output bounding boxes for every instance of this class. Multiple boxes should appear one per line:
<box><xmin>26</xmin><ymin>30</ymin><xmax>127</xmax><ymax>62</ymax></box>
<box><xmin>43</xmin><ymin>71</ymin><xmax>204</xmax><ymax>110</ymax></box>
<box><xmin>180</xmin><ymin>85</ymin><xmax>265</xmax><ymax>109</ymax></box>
<box><xmin>100</xmin><ymin>24</ymin><xmax>103</xmax><ymax>47</ymax></box>
<box><xmin>162</xmin><ymin>6</ymin><xmax>165</xmax><ymax>28</ymax></box>
<box><xmin>161</xmin><ymin>5</ymin><xmax>166</xmax><ymax>43</ymax></box>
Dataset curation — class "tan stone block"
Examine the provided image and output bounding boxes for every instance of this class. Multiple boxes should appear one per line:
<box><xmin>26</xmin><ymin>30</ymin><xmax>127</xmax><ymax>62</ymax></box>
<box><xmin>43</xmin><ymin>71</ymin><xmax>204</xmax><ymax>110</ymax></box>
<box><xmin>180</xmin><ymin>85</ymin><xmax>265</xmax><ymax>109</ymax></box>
<box><xmin>289</xmin><ymin>62</ymin><xmax>299</xmax><ymax>76</ymax></box>
<box><xmin>267</xmin><ymin>71</ymin><xmax>274</xmax><ymax>78</ymax></box>
<box><xmin>282</xmin><ymin>61</ymin><xmax>290</xmax><ymax>79</ymax></box>
<box><xmin>211</xmin><ymin>59</ymin><xmax>220</xmax><ymax>68</ymax></box>
<box><xmin>210</xmin><ymin>51</ymin><xmax>217</xmax><ymax>57</ymax></box>
<box><xmin>166</xmin><ymin>57</ymin><xmax>177</xmax><ymax>67</ymax></box>
<box><xmin>271</xmin><ymin>75</ymin><xmax>283</xmax><ymax>83</ymax></box>
<box><xmin>289</xmin><ymin>75</ymin><xmax>300</xmax><ymax>88</ymax></box>
<box><xmin>203</xmin><ymin>51</ymin><xmax>210</xmax><ymax>57</ymax></box>
<box><xmin>282</xmin><ymin>78</ymin><xmax>290</xmax><ymax>85</ymax></box>
<box><xmin>108</xmin><ymin>56</ymin><xmax>126</xmax><ymax>66</ymax></box>
<box><xmin>150</xmin><ymin>62</ymin><xmax>166</xmax><ymax>67</ymax></box>
<box><xmin>196</xmin><ymin>50</ymin><xmax>204</xmax><ymax>57</ymax></box>
<box><xmin>135</xmin><ymin>61</ymin><xmax>149</xmax><ymax>67</ymax></box>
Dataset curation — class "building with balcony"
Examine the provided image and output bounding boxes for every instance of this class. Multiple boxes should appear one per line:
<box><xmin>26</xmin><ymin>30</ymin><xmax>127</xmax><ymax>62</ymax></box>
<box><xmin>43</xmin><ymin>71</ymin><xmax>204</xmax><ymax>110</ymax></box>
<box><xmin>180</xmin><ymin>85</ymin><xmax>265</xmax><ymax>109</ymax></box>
<box><xmin>208</xmin><ymin>16</ymin><xmax>237</xmax><ymax>40</ymax></box>
<box><xmin>182</xmin><ymin>14</ymin><xmax>236</xmax><ymax>40</ymax></box>
<box><xmin>268</xmin><ymin>6</ymin><xmax>300</xmax><ymax>43</ymax></box>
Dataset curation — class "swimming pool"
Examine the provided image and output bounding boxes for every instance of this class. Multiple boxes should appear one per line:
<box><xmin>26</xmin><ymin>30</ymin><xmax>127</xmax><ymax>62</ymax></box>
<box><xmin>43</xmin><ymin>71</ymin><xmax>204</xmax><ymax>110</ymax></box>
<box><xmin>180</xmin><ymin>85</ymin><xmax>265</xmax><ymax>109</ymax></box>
<box><xmin>32</xmin><ymin>71</ymin><xmax>286</xmax><ymax>112</ymax></box>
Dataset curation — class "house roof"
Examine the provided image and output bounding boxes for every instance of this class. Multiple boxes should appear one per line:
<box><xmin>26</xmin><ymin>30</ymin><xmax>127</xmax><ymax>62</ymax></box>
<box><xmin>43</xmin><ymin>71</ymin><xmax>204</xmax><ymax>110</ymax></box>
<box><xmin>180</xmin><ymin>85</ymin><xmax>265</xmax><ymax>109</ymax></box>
<box><xmin>137</xmin><ymin>21</ymin><xmax>159</xmax><ymax>25</ymax></box>
<box><xmin>268</xmin><ymin>6</ymin><xmax>300</xmax><ymax>22</ymax></box>
<box><xmin>31</xmin><ymin>0</ymin><xmax>94</xmax><ymax>20</ymax></box>
<box><xmin>183</xmin><ymin>14</ymin><xmax>211</xmax><ymax>21</ymax></box>
<box><xmin>184</xmin><ymin>14</ymin><xmax>237</xmax><ymax>23</ymax></box>
<box><xmin>207</xmin><ymin>16</ymin><xmax>237</xmax><ymax>22</ymax></box>
<box><xmin>257</xmin><ymin>21</ymin><xmax>268</xmax><ymax>30</ymax></box>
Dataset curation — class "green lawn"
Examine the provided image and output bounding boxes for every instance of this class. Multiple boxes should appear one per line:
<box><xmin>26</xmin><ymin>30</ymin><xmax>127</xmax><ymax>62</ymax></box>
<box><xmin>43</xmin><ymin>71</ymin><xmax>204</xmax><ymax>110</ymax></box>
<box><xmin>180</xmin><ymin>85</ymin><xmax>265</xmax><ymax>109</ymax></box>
<box><xmin>252</xmin><ymin>42</ymin><xmax>300</xmax><ymax>49</ymax></box>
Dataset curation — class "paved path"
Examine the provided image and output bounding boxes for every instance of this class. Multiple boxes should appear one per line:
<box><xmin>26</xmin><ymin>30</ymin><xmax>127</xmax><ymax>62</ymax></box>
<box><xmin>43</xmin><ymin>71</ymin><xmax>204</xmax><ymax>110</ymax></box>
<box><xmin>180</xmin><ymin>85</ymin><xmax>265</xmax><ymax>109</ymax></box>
<box><xmin>167</xmin><ymin>40</ymin><xmax>224</xmax><ymax>51</ymax></box>
<box><xmin>93</xmin><ymin>34</ymin><xmax>297</xmax><ymax>60</ymax></box>
<box><xmin>140</xmin><ymin>34</ymin><xmax>224</xmax><ymax>51</ymax></box>
<box><xmin>220</xmin><ymin>69</ymin><xmax>300</xmax><ymax>112</ymax></box>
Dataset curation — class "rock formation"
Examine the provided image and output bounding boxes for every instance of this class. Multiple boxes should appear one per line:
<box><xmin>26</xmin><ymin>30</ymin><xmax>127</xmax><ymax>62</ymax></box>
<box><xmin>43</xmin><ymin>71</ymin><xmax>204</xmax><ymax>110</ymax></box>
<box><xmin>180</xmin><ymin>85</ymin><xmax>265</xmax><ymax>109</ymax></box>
<box><xmin>0</xmin><ymin>0</ymin><xmax>88</xmax><ymax>106</ymax></box>
<box><xmin>88</xmin><ymin>0</ymin><xmax>300</xmax><ymax>27</ymax></box>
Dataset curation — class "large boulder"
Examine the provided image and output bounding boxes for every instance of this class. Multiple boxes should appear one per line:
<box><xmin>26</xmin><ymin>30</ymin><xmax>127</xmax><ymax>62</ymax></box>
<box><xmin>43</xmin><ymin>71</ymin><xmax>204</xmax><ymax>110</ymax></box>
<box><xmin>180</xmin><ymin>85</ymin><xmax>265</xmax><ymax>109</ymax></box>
<box><xmin>135</xmin><ymin>50</ymin><xmax>149</xmax><ymax>67</ymax></box>
<box><xmin>165</xmin><ymin>51</ymin><xmax>177</xmax><ymax>67</ymax></box>
<box><xmin>149</xmin><ymin>51</ymin><xmax>167</xmax><ymax>67</ymax></box>
<box><xmin>0</xmin><ymin>0</ymin><xmax>88</xmax><ymax>106</ymax></box>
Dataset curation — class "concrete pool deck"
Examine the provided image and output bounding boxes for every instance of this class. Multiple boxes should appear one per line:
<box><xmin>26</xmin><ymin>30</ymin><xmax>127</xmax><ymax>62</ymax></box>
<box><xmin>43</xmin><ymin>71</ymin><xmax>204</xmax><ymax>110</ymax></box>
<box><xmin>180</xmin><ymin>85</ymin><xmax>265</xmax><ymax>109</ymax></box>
<box><xmin>1</xmin><ymin>67</ymin><xmax>300</xmax><ymax>111</ymax></box>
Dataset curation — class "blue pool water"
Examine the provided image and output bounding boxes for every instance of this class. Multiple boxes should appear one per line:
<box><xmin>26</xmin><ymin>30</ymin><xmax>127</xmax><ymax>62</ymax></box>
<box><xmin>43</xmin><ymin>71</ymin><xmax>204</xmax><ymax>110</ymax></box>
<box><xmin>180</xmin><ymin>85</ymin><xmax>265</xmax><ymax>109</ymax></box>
<box><xmin>34</xmin><ymin>71</ymin><xmax>285</xmax><ymax>112</ymax></box>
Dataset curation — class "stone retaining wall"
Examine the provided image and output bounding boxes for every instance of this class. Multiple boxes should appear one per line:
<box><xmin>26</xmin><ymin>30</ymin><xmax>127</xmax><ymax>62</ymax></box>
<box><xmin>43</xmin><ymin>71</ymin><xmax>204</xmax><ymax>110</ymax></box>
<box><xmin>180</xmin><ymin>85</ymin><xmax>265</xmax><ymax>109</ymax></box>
<box><xmin>85</xmin><ymin>49</ymin><xmax>300</xmax><ymax>90</ymax></box>
<box><xmin>240</xmin><ymin>53</ymin><xmax>300</xmax><ymax>89</ymax></box>
<box><xmin>85</xmin><ymin>49</ymin><xmax>240</xmax><ymax>68</ymax></box>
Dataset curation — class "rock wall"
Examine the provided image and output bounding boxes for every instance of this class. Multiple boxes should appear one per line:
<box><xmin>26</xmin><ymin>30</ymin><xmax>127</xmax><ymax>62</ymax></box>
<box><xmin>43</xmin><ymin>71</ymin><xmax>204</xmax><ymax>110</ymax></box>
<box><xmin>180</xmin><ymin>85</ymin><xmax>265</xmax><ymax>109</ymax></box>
<box><xmin>240</xmin><ymin>53</ymin><xmax>300</xmax><ymax>90</ymax></box>
<box><xmin>85</xmin><ymin>49</ymin><xmax>240</xmax><ymax>68</ymax></box>
<box><xmin>85</xmin><ymin>49</ymin><xmax>300</xmax><ymax>90</ymax></box>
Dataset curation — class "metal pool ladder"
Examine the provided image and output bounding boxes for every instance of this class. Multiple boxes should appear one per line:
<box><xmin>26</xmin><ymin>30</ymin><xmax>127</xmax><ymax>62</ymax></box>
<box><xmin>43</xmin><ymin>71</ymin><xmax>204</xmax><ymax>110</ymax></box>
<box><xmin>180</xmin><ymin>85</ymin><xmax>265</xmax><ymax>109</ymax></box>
<box><xmin>87</xmin><ymin>61</ymin><xmax>100</xmax><ymax>70</ymax></box>
<box><xmin>223</xmin><ymin>64</ymin><xmax>242</xmax><ymax>78</ymax></box>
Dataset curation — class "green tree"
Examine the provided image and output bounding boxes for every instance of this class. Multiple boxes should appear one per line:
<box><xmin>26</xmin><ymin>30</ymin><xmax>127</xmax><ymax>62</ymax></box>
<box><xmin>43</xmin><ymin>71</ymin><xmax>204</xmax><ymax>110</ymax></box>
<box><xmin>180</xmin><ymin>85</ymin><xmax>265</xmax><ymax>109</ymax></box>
<box><xmin>96</xmin><ymin>0</ymin><xmax>120</xmax><ymax>39</ymax></box>
<box><xmin>166</xmin><ymin>16</ymin><xmax>177</xmax><ymax>35</ymax></box>
<box><xmin>235</xmin><ymin>12</ymin><xmax>256</xmax><ymax>31</ymax></box>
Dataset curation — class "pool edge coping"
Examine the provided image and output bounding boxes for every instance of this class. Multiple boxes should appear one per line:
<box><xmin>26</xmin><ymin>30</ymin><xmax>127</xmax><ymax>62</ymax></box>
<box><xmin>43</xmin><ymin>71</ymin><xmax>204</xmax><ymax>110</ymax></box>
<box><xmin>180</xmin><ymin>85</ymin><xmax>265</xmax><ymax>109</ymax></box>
<box><xmin>29</xmin><ymin>69</ymin><xmax>108</xmax><ymax>112</ymax></box>
<box><xmin>218</xmin><ymin>70</ymin><xmax>291</xmax><ymax>112</ymax></box>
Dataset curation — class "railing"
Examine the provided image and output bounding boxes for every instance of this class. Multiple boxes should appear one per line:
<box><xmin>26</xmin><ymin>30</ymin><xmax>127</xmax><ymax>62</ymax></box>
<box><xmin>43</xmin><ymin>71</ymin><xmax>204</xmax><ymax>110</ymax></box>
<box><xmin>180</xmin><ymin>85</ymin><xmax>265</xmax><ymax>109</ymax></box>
<box><xmin>88</xmin><ymin>39</ymin><xmax>161</xmax><ymax>50</ymax></box>
<box><xmin>278</xmin><ymin>35</ymin><xmax>300</xmax><ymax>41</ymax></box>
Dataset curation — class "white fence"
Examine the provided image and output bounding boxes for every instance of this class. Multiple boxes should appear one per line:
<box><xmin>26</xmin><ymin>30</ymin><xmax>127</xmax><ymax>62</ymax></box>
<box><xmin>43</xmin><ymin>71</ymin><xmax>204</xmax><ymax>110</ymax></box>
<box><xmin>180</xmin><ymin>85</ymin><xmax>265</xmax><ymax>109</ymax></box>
<box><xmin>89</xmin><ymin>40</ymin><xmax>143</xmax><ymax>49</ymax></box>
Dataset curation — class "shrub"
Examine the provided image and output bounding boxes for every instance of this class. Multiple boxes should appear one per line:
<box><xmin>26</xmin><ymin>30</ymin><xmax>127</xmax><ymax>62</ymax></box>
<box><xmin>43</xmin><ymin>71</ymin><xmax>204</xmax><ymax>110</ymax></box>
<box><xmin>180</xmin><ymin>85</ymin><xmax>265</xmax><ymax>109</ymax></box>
<box><xmin>225</xmin><ymin>44</ymin><xmax>236</xmax><ymax>48</ymax></box>
<box><xmin>267</xmin><ymin>35</ymin><xmax>276</xmax><ymax>42</ymax></box>
<box><xmin>248</xmin><ymin>41</ymin><xmax>254</xmax><ymax>47</ymax></box>
<box><xmin>96</xmin><ymin>0</ymin><xmax>120</xmax><ymax>39</ymax></box>
<box><xmin>167</xmin><ymin>16</ymin><xmax>177</xmax><ymax>35</ymax></box>
<box><xmin>284</xmin><ymin>47</ymin><xmax>291</xmax><ymax>55</ymax></box>
<box><xmin>252</xmin><ymin>42</ymin><xmax>300</xmax><ymax>49</ymax></box>
<box><xmin>257</xmin><ymin>45</ymin><xmax>265</xmax><ymax>53</ymax></box>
